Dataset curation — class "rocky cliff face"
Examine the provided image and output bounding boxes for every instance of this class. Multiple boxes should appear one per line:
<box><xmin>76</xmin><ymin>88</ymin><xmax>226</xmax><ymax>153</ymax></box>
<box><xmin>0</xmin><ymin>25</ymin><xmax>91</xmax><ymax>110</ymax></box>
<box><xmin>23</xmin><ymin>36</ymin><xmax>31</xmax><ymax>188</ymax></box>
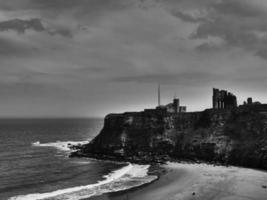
<box><xmin>72</xmin><ymin>107</ymin><xmax>267</xmax><ymax>169</ymax></box>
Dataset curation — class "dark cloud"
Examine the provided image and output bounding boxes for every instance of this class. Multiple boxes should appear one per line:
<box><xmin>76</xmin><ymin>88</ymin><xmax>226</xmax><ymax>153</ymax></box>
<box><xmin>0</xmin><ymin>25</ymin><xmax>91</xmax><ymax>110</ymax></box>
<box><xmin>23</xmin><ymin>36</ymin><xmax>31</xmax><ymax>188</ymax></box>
<box><xmin>169</xmin><ymin>0</ymin><xmax>267</xmax><ymax>59</ymax></box>
<box><xmin>0</xmin><ymin>0</ymin><xmax>267</xmax><ymax>116</ymax></box>
<box><xmin>211</xmin><ymin>0</ymin><xmax>263</xmax><ymax>17</ymax></box>
<box><xmin>47</xmin><ymin>28</ymin><xmax>73</xmax><ymax>38</ymax></box>
<box><xmin>195</xmin><ymin>42</ymin><xmax>224</xmax><ymax>52</ymax></box>
<box><xmin>0</xmin><ymin>0</ymin><xmax>133</xmax><ymax>20</ymax></box>
<box><xmin>29</xmin><ymin>0</ymin><xmax>124</xmax><ymax>9</ymax></box>
<box><xmin>0</xmin><ymin>18</ymin><xmax>73</xmax><ymax>38</ymax></box>
<box><xmin>171</xmin><ymin>10</ymin><xmax>204</xmax><ymax>23</ymax></box>
<box><xmin>0</xmin><ymin>18</ymin><xmax>45</xmax><ymax>33</ymax></box>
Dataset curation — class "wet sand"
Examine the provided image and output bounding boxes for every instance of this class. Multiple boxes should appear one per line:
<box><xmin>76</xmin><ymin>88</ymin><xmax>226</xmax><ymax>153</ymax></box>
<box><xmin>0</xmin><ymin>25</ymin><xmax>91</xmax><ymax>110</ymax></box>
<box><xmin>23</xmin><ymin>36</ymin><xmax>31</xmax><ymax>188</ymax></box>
<box><xmin>91</xmin><ymin>162</ymin><xmax>267</xmax><ymax>200</ymax></box>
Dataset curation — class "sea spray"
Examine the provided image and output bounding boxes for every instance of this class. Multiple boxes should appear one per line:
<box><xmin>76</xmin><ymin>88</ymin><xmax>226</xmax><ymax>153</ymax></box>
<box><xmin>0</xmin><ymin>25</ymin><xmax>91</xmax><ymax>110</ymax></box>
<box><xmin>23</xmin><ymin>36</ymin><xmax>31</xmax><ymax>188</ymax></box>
<box><xmin>32</xmin><ymin>140</ymin><xmax>90</xmax><ymax>152</ymax></box>
<box><xmin>9</xmin><ymin>164</ymin><xmax>157</xmax><ymax>200</ymax></box>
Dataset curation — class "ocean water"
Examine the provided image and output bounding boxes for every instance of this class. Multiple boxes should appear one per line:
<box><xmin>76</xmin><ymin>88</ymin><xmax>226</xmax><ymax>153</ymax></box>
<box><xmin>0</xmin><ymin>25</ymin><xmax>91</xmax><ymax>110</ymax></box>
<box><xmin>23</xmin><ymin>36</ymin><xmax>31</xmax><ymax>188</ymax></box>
<box><xmin>0</xmin><ymin>118</ymin><xmax>157</xmax><ymax>200</ymax></box>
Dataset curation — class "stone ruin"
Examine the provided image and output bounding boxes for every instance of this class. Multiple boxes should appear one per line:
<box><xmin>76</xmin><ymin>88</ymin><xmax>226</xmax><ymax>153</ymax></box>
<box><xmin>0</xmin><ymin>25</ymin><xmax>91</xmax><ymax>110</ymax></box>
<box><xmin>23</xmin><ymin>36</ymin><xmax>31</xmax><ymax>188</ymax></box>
<box><xmin>212</xmin><ymin>88</ymin><xmax>237</xmax><ymax>109</ymax></box>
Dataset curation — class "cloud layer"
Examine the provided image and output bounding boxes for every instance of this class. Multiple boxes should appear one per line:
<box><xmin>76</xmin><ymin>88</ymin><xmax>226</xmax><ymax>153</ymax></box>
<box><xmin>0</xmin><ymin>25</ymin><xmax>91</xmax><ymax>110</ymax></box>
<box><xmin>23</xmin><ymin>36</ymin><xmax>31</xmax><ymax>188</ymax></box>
<box><xmin>0</xmin><ymin>0</ymin><xmax>267</xmax><ymax>117</ymax></box>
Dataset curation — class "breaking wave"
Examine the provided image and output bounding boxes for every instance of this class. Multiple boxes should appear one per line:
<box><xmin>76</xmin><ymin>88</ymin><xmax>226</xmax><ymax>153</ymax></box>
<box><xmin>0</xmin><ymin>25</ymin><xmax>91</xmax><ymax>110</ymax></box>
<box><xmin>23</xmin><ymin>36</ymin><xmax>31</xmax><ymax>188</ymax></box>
<box><xmin>9</xmin><ymin>164</ymin><xmax>157</xmax><ymax>200</ymax></box>
<box><xmin>32</xmin><ymin>140</ymin><xmax>89</xmax><ymax>152</ymax></box>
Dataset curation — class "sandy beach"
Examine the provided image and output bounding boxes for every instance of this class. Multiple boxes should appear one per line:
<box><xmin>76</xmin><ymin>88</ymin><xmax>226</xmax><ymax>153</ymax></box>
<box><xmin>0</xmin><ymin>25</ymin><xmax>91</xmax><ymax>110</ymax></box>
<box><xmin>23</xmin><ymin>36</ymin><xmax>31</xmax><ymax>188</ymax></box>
<box><xmin>92</xmin><ymin>162</ymin><xmax>267</xmax><ymax>200</ymax></box>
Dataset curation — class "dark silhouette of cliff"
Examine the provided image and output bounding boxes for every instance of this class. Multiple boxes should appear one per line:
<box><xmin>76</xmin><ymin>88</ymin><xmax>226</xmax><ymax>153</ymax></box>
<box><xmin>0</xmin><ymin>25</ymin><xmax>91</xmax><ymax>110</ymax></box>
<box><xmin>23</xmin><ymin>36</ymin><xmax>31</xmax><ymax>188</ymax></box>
<box><xmin>71</xmin><ymin>107</ymin><xmax>267</xmax><ymax>169</ymax></box>
<box><xmin>72</xmin><ymin>89</ymin><xmax>267</xmax><ymax>169</ymax></box>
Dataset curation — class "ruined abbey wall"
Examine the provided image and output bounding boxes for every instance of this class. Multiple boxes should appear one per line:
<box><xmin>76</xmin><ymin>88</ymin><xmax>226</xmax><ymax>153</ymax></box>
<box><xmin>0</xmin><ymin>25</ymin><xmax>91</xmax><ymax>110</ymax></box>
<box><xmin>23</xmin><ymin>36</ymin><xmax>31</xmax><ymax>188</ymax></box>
<box><xmin>212</xmin><ymin>88</ymin><xmax>237</xmax><ymax>109</ymax></box>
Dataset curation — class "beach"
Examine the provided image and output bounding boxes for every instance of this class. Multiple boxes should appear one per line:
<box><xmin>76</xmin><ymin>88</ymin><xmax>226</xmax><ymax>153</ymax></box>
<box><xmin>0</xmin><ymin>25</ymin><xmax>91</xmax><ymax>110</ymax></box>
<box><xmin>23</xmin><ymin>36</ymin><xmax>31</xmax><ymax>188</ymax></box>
<box><xmin>94</xmin><ymin>162</ymin><xmax>267</xmax><ymax>200</ymax></box>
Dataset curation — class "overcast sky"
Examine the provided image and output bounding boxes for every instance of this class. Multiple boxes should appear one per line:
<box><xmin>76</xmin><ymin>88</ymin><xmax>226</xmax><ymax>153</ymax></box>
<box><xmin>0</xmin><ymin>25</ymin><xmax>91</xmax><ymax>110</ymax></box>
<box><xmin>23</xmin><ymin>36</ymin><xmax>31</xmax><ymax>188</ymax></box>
<box><xmin>1</xmin><ymin>0</ymin><xmax>267</xmax><ymax>117</ymax></box>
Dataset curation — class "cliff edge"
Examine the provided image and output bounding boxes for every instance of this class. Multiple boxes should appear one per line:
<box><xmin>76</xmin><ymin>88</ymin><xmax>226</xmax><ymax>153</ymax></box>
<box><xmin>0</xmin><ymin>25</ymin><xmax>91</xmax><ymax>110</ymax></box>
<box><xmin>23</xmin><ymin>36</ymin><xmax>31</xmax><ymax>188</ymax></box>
<box><xmin>72</xmin><ymin>106</ymin><xmax>267</xmax><ymax>169</ymax></box>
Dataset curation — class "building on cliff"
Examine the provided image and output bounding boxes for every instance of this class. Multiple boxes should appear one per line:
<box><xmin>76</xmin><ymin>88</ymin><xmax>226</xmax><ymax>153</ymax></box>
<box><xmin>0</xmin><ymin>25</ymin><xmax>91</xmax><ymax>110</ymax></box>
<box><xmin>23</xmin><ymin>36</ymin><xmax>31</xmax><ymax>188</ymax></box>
<box><xmin>165</xmin><ymin>98</ymin><xmax>187</xmax><ymax>113</ymax></box>
<box><xmin>152</xmin><ymin>98</ymin><xmax>187</xmax><ymax>114</ymax></box>
<box><xmin>239</xmin><ymin>97</ymin><xmax>267</xmax><ymax>113</ymax></box>
<box><xmin>146</xmin><ymin>87</ymin><xmax>267</xmax><ymax>113</ymax></box>
<box><xmin>78</xmin><ymin>87</ymin><xmax>267</xmax><ymax>170</ymax></box>
<box><xmin>212</xmin><ymin>88</ymin><xmax>267</xmax><ymax>113</ymax></box>
<box><xmin>150</xmin><ymin>84</ymin><xmax>187</xmax><ymax>113</ymax></box>
<box><xmin>212</xmin><ymin>88</ymin><xmax>237</xmax><ymax>109</ymax></box>
<box><xmin>243</xmin><ymin>97</ymin><xmax>262</xmax><ymax>106</ymax></box>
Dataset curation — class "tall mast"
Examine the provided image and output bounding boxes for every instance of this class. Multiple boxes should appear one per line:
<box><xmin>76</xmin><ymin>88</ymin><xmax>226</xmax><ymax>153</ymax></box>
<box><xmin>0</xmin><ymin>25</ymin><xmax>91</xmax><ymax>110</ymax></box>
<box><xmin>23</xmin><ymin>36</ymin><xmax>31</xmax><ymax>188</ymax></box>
<box><xmin>158</xmin><ymin>84</ymin><xmax>161</xmax><ymax>106</ymax></box>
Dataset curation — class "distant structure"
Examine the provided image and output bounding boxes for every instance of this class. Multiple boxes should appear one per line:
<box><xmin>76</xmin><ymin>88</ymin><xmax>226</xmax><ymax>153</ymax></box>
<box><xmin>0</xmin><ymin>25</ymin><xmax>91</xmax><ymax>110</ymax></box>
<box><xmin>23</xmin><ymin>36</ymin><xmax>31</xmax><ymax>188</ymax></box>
<box><xmin>151</xmin><ymin>85</ymin><xmax>187</xmax><ymax>113</ymax></box>
<box><xmin>166</xmin><ymin>98</ymin><xmax>187</xmax><ymax>113</ymax></box>
<box><xmin>179</xmin><ymin>106</ymin><xmax>187</xmax><ymax>112</ymax></box>
<box><xmin>173</xmin><ymin>98</ymin><xmax>179</xmax><ymax>113</ymax></box>
<box><xmin>243</xmin><ymin>97</ymin><xmax>261</xmax><ymax>106</ymax></box>
<box><xmin>158</xmin><ymin>84</ymin><xmax>161</xmax><ymax>106</ymax></box>
<box><xmin>146</xmin><ymin>87</ymin><xmax>267</xmax><ymax>114</ymax></box>
<box><xmin>247</xmin><ymin>97</ymin><xmax>253</xmax><ymax>105</ymax></box>
<box><xmin>212</xmin><ymin>88</ymin><xmax>237</xmax><ymax>109</ymax></box>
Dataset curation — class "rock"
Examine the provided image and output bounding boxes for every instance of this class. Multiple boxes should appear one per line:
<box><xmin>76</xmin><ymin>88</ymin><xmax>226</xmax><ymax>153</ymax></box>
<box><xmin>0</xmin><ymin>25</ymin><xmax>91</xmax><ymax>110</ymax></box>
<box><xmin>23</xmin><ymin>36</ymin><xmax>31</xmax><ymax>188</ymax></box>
<box><xmin>71</xmin><ymin>107</ymin><xmax>267</xmax><ymax>170</ymax></box>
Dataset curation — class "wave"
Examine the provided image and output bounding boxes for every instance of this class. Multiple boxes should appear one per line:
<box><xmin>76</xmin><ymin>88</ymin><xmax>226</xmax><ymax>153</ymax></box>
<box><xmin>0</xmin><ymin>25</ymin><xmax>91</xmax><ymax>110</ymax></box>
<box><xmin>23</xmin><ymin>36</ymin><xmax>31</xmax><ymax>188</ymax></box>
<box><xmin>32</xmin><ymin>140</ymin><xmax>90</xmax><ymax>152</ymax></box>
<box><xmin>9</xmin><ymin>164</ymin><xmax>157</xmax><ymax>200</ymax></box>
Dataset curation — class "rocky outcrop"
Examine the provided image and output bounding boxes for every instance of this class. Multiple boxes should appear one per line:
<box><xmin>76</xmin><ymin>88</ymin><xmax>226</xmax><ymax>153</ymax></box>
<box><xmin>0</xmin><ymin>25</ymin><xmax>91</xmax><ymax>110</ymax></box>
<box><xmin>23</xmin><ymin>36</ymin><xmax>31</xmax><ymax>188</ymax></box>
<box><xmin>72</xmin><ymin>107</ymin><xmax>267</xmax><ymax>169</ymax></box>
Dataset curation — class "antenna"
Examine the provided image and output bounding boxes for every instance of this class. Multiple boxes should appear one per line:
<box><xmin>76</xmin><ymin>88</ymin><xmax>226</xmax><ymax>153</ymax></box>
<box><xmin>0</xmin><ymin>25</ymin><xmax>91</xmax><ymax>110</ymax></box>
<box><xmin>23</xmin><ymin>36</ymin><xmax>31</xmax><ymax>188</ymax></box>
<box><xmin>158</xmin><ymin>84</ymin><xmax>161</xmax><ymax>106</ymax></box>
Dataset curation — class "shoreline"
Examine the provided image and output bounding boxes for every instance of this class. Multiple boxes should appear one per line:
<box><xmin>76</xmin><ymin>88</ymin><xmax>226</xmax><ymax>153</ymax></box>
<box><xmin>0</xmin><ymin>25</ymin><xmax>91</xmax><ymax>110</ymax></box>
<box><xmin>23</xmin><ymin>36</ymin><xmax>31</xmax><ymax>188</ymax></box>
<box><xmin>89</xmin><ymin>162</ymin><xmax>267</xmax><ymax>200</ymax></box>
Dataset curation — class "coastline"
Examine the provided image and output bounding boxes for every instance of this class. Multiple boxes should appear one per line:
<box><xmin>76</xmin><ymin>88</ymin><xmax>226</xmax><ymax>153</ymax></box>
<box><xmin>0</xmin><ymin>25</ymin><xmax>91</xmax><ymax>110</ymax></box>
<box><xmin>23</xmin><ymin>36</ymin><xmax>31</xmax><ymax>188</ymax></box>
<box><xmin>89</xmin><ymin>162</ymin><xmax>267</xmax><ymax>200</ymax></box>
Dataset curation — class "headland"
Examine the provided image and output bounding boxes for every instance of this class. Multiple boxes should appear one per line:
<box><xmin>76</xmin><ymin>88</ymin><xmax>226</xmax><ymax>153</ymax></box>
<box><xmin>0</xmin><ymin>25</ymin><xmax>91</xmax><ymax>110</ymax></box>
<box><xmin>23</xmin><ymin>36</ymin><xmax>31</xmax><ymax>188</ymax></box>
<box><xmin>72</xmin><ymin>88</ymin><xmax>267</xmax><ymax>170</ymax></box>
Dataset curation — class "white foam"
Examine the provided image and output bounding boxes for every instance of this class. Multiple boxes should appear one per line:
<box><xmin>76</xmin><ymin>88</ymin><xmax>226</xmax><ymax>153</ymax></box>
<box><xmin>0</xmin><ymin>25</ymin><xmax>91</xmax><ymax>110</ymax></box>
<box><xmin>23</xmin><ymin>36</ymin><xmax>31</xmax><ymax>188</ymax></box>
<box><xmin>9</xmin><ymin>164</ymin><xmax>157</xmax><ymax>200</ymax></box>
<box><xmin>32</xmin><ymin>140</ymin><xmax>90</xmax><ymax>152</ymax></box>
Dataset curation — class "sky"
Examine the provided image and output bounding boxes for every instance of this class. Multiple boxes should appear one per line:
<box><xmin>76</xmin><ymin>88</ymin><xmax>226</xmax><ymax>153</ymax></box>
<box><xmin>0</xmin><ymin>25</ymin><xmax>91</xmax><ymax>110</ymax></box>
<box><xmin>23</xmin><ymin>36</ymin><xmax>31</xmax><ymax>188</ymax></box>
<box><xmin>1</xmin><ymin>0</ymin><xmax>267</xmax><ymax>117</ymax></box>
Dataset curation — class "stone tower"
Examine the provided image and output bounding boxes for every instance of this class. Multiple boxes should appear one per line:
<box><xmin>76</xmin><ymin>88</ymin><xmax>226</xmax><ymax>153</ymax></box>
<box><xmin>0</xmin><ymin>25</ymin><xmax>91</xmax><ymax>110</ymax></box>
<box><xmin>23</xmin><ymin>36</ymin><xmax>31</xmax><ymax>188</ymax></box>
<box><xmin>212</xmin><ymin>88</ymin><xmax>237</xmax><ymax>109</ymax></box>
<box><xmin>173</xmin><ymin>98</ymin><xmax>180</xmax><ymax>113</ymax></box>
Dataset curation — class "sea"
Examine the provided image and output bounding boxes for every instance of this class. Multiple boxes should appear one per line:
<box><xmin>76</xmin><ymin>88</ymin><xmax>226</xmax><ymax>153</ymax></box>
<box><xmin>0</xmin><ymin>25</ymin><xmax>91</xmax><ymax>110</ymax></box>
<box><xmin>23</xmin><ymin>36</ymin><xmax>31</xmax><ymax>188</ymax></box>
<box><xmin>0</xmin><ymin>118</ymin><xmax>157</xmax><ymax>200</ymax></box>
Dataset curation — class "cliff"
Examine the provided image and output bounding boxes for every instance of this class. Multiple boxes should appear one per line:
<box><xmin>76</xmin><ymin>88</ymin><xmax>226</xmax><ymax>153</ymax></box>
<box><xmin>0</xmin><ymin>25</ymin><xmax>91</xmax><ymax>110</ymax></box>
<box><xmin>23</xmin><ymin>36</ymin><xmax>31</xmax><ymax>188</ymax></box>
<box><xmin>72</xmin><ymin>107</ymin><xmax>267</xmax><ymax>169</ymax></box>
